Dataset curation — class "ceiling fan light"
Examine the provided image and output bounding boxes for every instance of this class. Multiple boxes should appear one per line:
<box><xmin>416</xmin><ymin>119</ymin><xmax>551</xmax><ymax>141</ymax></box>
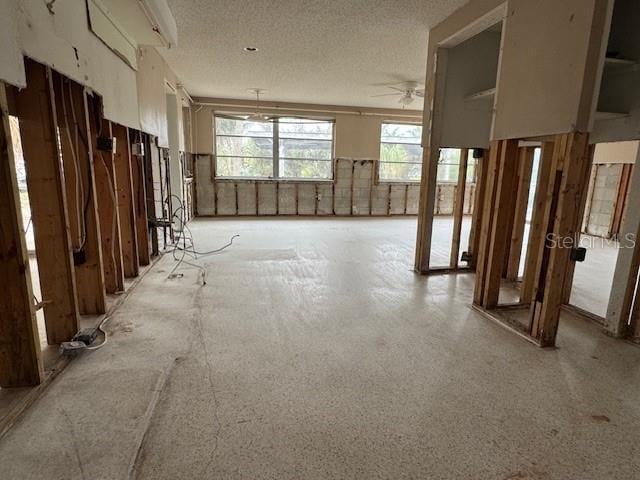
<box><xmin>399</xmin><ymin>95</ymin><xmax>415</xmax><ymax>105</ymax></box>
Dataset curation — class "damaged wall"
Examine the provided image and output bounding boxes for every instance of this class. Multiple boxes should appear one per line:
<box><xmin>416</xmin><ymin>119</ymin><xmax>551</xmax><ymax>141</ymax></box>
<box><xmin>195</xmin><ymin>156</ymin><xmax>475</xmax><ymax>217</ymax></box>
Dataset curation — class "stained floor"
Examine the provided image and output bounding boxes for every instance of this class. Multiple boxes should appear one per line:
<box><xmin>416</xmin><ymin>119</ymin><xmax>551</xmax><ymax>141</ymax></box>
<box><xmin>1</xmin><ymin>218</ymin><xmax>639</xmax><ymax>479</ymax></box>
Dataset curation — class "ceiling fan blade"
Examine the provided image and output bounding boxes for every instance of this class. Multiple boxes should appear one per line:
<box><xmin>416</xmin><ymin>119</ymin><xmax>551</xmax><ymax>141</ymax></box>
<box><xmin>387</xmin><ymin>86</ymin><xmax>408</xmax><ymax>93</ymax></box>
<box><xmin>371</xmin><ymin>93</ymin><xmax>401</xmax><ymax>97</ymax></box>
<box><xmin>415</xmin><ymin>90</ymin><xmax>425</xmax><ymax>97</ymax></box>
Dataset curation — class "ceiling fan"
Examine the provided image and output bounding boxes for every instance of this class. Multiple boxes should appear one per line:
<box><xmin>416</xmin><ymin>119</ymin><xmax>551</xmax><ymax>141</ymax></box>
<box><xmin>372</xmin><ymin>81</ymin><xmax>425</xmax><ymax>106</ymax></box>
<box><xmin>241</xmin><ymin>88</ymin><xmax>273</xmax><ymax>122</ymax></box>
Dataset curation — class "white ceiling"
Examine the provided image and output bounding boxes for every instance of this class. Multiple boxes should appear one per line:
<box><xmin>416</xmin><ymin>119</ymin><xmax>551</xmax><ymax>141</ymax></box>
<box><xmin>160</xmin><ymin>0</ymin><xmax>470</xmax><ymax>110</ymax></box>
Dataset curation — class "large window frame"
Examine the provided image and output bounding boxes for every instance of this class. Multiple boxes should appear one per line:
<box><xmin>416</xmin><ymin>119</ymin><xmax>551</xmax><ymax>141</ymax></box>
<box><xmin>214</xmin><ymin>114</ymin><xmax>335</xmax><ymax>181</ymax></box>
<box><xmin>378</xmin><ymin>122</ymin><xmax>424</xmax><ymax>183</ymax></box>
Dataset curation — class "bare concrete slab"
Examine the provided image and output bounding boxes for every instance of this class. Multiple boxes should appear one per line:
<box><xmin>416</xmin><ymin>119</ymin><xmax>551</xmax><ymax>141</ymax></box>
<box><xmin>1</xmin><ymin>218</ymin><xmax>639</xmax><ymax>479</ymax></box>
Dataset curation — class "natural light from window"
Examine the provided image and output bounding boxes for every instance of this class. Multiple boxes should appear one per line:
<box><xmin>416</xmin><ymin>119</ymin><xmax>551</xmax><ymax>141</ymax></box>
<box><xmin>379</xmin><ymin>123</ymin><xmax>423</xmax><ymax>182</ymax></box>
<box><xmin>214</xmin><ymin>116</ymin><xmax>334</xmax><ymax>180</ymax></box>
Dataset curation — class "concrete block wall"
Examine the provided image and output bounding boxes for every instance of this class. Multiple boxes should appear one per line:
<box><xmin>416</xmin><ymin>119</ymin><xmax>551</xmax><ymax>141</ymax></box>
<box><xmin>194</xmin><ymin>155</ymin><xmax>475</xmax><ymax>217</ymax></box>
<box><xmin>584</xmin><ymin>163</ymin><xmax>623</xmax><ymax>238</ymax></box>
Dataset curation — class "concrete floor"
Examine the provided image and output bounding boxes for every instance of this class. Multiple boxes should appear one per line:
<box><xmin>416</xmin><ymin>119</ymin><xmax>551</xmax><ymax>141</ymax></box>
<box><xmin>2</xmin><ymin>217</ymin><xmax>639</xmax><ymax>479</ymax></box>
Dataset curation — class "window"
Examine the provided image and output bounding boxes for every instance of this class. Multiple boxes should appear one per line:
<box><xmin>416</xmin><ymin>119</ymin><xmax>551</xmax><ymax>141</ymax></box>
<box><xmin>214</xmin><ymin>115</ymin><xmax>334</xmax><ymax>179</ymax></box>
<box><xmin>437</xmin><ymin>149</ymin><xmax>478</xmax><ymax>183</ymax></box>
<box><xmin>379</xmin><ymin>123</ymin><xmax>423</xmax><ymax>182</ymax></box>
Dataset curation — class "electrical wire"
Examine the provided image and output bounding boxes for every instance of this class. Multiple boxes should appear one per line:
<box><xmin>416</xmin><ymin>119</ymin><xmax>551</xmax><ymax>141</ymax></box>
<box><xmin>86</xmin><ymin>315</ymin><xmax>112</xmax><ymax>351</ymax></box>
<box><xmin>165</xmin><ymin>194</ymin><xmax>238</xmax><ymax>283</ymax></box>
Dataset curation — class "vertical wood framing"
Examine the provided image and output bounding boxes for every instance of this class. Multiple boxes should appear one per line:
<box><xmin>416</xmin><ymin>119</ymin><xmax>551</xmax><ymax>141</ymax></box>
<box><xmin>467</xmin><ymin>150</ymin><xmax>486</xmax><ymax>269</ymax></box>
<box><xmin>0</xmin><ymin>82</ymin><xmax>44</xmax><ymax>386</ymax></box>
<box><xmin>53</xmin><ymin>73</ymin><xmax>106</xmax><ymax>314</ymax></box>
<box><xmin>143</xmin><ymin>134</ymin><xmax>158</xmax><ymax>256</ymax></box>
<box><xmin>520</xmin><ymin>143</ymin><xmax>555</xmax><ymax>304</ymax></box>
<box><xmin>610</xmin><ymin>163</ymin><xmax>632</xmax><ymax>237</ymax></box>
<box><xmin>415</xmin><ymin>147</ymin><xmax>437</xmax><ymax>273</ymax></box>
<box><xmin>130</xmin><ymin>131</ymin><xmax>151</xmax><ymax>265</ymax></box>
<box><xmin>505</xmin><ymin>147</ymin><xmax>535</xmax><ymax>281</ymax></box>
<box><xmin>112</xmin><ymin>123</ymin><xmax>139</xmax><ymax>278</ymax></box>
<box><xmin>93</xmin><ymin>115</ymin><xmax>125</xmax><ymax>293</ymax></box>
<box><xmin>530</xmin><ymin>133</ymin><xmax>591</xmax><ymax>347</ymax></box>
<box><xmin>481</xmin><ymin>140</ymin><xmax>520</xmax><ymax>308</ymax></box>
<box><xmin>15</xmin><ymin>60</ymin><xmax>79</xmax><ymax>344</ymax></box>
<box><xmin>473</xmin><ymin>141</ymin><xmax>503</xmax><ymax>305</ymax></box>
<box><xmin>450</xmin><ymin>148</ymin><xmax>468</xmax><ymax>268</ymax></box>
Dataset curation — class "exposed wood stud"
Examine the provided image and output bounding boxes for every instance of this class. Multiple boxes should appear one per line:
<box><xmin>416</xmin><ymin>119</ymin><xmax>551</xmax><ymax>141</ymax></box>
<box><xmin>520</xmin><ymin>142</ymin><xmax>554</xmax><ymax>304</ymax></box>
<box><xmin>450</xmin><ymin>148</ymin><xmax>468</xmax><ymax>268</ymax></box>
<box><xmin>506</xmin><ymin>147</ymin><xmax>535</xmax><ymax>281</ymax></box>
<box><xmin>482</xmin><ymin>139</ymin><xmax>520</xmax><ymax>308</ymax></box>
<box><xmin>0</xmin><ymin>82</ymin><xmax>44</xmax><ymax>387</ymax></box>
<box><xmin>467</xmin><ymin>150</ymin><xmax>486</xmax><ymax>269</ymax></box>
<box><xmin>530</xmin><ymin>133</ymin><xmax>591</xmax><ymax>347</ymax></box>
<box><xmin>54</xmin><ymin>74</ymin><xmax>106</xmax><ymax>314</ymax></box>
<box><xmin>129</xmin><ymin>130</ymin><xmax>151</xmax><ymax>266</ymax></box>
<box><xmin>15</xmin><ymin>60</ymin><xmax>80</xmax><ymax>344</ymax></box>
<box><xmin>93</xmin><ymin>115</ymin><xmax>125</xmax><ymax>293</ymax></box>
<box><xmin>112</xmin><ymin>124</ymin><xmax>139</xmax><ymax>278</ymax></box>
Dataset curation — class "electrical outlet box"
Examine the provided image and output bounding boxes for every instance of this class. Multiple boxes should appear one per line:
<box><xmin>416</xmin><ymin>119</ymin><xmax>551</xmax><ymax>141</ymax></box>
<box><xmin>131</xmin><ymin>142</ymin><xmax>145</xmax><ymax>156</ymax></box>
<box><xmin>73</xmin><ymin>249</ymin><xmax>87</xmax><ymax>266</ymax></box>
<box><xmin>97</xmin><ymin>136</ymin><xmax>116</xmax><ymax>153</ymax></box>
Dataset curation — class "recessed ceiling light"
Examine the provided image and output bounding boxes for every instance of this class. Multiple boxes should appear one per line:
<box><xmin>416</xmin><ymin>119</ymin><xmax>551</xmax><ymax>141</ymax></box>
<box><xmin>244</xmin><ymin>47</ymin><xmax>258</xmax><ymax>52</ymax></box>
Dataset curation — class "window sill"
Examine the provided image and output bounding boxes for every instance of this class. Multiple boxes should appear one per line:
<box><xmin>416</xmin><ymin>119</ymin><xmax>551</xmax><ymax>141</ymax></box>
<box><xmin>214</xmin><ymin>177</ymin><xmax>334</xmax><ymax>184</ymax></box>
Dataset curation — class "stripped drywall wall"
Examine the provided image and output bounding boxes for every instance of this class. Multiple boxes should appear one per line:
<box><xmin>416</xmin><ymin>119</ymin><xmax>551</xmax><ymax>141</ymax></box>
<box><xmin>0</xmin><ymin>0</ymin><xmax>24</xmax><ymax>86</ymax></box>
<box><xmin>583</xmin><ymin>163</ymin><xmax>623</xmax><ymax>237</ymax></box>
<box><xmin>194</xmin><ymin>156</ymin><xmax>475</xmax><ymax>217</ymax></box>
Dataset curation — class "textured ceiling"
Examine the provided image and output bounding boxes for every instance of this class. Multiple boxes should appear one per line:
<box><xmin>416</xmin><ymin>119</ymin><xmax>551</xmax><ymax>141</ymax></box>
<box><xmin>161</xmin><ymin>0</ymin><xmax>470</xmax><ymax>110</ymax></box>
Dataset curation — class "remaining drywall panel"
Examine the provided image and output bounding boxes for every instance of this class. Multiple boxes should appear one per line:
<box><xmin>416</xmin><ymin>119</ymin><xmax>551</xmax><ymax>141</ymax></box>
<box><xmin>16</xmin><ymin>0</ymin><xmax>139</xmax><ymax>128</ymax></box>
<box><xmin>439</xmin><ymin>31</ymin><xmax>501</xmax><ymax>148</ymax></box>
<box><xmin>334</xmin><ymin>115</ymin><xmax>382</xmax><ymax>159</ymax></box>
<box><xmin>492</xmin><ymin>0</ymin><xmax>611</xmax><ymax>139</ymax></box>
<box><xmin>0</xmin><ymin>0</ymin><xmax>24</xmax><ymax>86</ymax></box>
<box><xmin>195</xmin><ymin>155</ymin><xmax>215</xmax><ymax>215</ymax></box>
<box><xmin>593</xmin><ymin>141</ymin><xmax>639</xmax><ymax>164</ymax></box>
<box><xmin>138</xmin><ymin>47</ymin><xmax>170</xmax><ymax>146</ymax></box>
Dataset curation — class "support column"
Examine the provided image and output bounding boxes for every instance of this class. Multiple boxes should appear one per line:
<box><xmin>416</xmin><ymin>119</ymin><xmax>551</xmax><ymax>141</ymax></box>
<box><xmin>112</xmin><ymin>123</ymin><xmax>139</xmax><ymax>277</ymax></box>
<box><xmin>415</xmin><ymin>147</ymin><xmax>437</xmax><ymax>273</ymax></box>
<box><xmin>52</xmin><ymin>72</ymin><xmax>106</xmax><ymax>314</ymax></box>
<box><xmin>15</xmin><ymin>59</ymin><xmax>79</xmax><ymax>345</ymax></box>
<box><xmin>505</xmin><ymin>147</ymin><xmax>535</xmax><ymax>281</ymax></box>
<box><xmin>450</xmin><ymin>148</ymin><xmax>468</xmax><ymax>268</ymax></box>
<box><xmin>0</xmin><ymin>83</ymin><xmax>43</xmax><ymax>387</ymax></box>
<box><xmin>530</xmin><ymin>133</ymin><xmax>591</xmax><ymax>347</ymax></box>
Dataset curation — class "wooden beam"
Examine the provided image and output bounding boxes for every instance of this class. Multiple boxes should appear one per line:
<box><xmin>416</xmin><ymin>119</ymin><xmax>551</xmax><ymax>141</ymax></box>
<box><xmin>505</xmin><ymin>147</ymin><xmax>535</xmax><ymax>281</ymax></box>
<box><xmin>15</xmin><ymin>59</ymin><xmax>79</xmax><ymax>344</ymax></box>
<box><xmin>520</xmin><ymin>143</ymin><xmax>555</xmax><ymax>304</ymax></box>
<box><xmin>482</xmin><ymin>139</ymin><xmax>520</xmax><ymax>308</ymax></box>
<box><xmin>530</xmin><ymin>133</ymin><xmax>591</xmax><ymax>347</ymax></box>
<box><xmin>52</xmin><ymin>72</ymin><xmax>106</xmax><ymax>314</ymax></box>
<box><xmin>91</xmin><ymin>108</ymin><xmax>125</xmax><ymax>293</ymax></box>
<box><xmin>129</xmin><ymin>130</ymin><xmax>151</xmax><ymax>266</ymax></box>
<box><xmin>473</xmin><ymin>142</ymin><xmax>502</xmax><ymax>305</ymax></box>
<box><xmin>610</xmin><ymin>163</ymin><xmax>632</xmax><ymax>237</ymax></box>
<box><xmin>415</xmin><ymin>147</ymin><xmax>437</xmax><ymax>273</ymax></box>
<box><xmin>0</xmin><ymin>82</ymin><xmax>44</xmax><ymax>387</ymax></box>
<box><xmin>450</xmin><ymin>148</ymin><xmax>468</xmax><ymax>268</ymax></box>
<box><xmin>112</xmin><ymin>123</ymin><xmax>139</xmax><ymax>277</ymax></box>
<box><xmin>467</xmin><ymin>150</ymin><xmax>486</xmax><ymax>270</ymax></box>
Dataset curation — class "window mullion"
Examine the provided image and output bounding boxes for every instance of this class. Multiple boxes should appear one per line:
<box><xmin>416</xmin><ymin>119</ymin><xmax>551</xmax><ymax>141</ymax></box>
<box><xmin>273</xmin><ymin>119</ymin><xmax>279</xmax><ymax>178</ymax></box>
